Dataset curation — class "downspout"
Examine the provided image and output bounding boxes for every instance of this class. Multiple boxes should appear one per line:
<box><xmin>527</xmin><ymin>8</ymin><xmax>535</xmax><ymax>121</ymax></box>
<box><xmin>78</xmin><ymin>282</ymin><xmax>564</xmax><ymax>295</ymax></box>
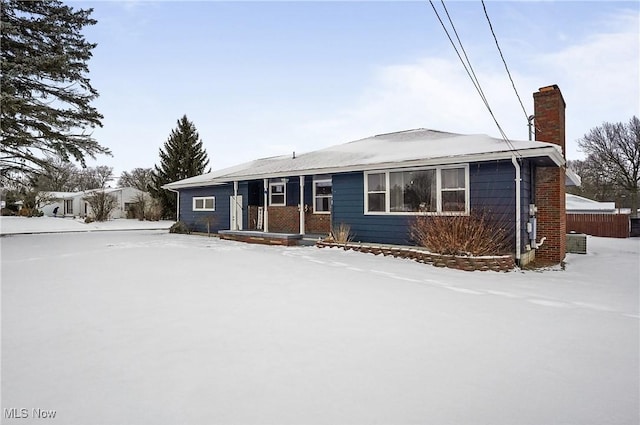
<box><xmin>263</xmin><ymin>178</ymin><xmax>269</xmax><ymax>232</ymax></box>
<box><xmin>512</xmin><ymin>155</ymin><xmax>521</xmax><ymax>264</ymax></box>
<box><xmin>167</xmin><ymin>188</ymin><xmax>180</xmax><ymax>221</ymax></box>
<box><xmin>233</xmin><ymin>181</ymin><xmax>239</xmax><ymax>231</ymax></box>
<box><xmin>299</xmin><ymin>175</ymin><xmax>305</xmax><ymax>235</ymax></box>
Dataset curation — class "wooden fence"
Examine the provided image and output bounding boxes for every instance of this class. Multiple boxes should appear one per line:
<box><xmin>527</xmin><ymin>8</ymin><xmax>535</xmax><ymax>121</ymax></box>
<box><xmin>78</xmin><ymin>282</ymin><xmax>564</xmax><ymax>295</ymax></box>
<box><xmin>566</xmin><ymin>214</ymin><xmax>630</xmax><ymax>238</ymax></box>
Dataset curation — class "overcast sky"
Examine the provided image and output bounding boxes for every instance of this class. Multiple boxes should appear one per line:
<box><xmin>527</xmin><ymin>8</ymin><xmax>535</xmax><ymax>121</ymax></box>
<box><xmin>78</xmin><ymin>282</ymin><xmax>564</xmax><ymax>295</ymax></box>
<box><xmin>78</xmin><ymin>1</ymin><xmax>639</xmax><ymax>178</ymax></box>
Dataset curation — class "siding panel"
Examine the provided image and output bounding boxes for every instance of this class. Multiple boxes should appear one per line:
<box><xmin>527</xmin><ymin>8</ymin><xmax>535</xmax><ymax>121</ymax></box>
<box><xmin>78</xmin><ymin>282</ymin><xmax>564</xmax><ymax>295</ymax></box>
<box><xmin>179</xmin><ymin>183</ymin><xmax>248</xmax><ymax>233</ymax></box>
<box><xmin>333</xmin><ymin>172</ymin><xmax>412</xmax><ymax>245</ymax></box>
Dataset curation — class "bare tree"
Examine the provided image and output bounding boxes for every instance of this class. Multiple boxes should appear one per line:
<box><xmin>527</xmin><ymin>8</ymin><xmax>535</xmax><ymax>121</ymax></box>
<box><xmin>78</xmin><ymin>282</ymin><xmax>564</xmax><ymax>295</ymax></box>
<box><xmin>118</xmin><ymin>168</ymin><xmax>153</xmax><ymax>191</ymax></box>
<box><xmin>32</xmin><ymin>155</ymin><xmax>80</xmax><ymax>192</ymax></box>
<box><xmin>578</xmin><ymin>116</ymin><xmax>640</xmax><ymax>217</ymax></box>
<box><xmin>84</xmin><ymin>191</ymin><xmax>117</xmax><ymax>221</ymax></box>
<box><xmin>567</xmin><ymin>158</ymin><xmax>617</xmax><ymax>201</ymax></box>
<box><xmin>76</xmin><ymin>166</ymin><xmax>114</xmax><ymax>190</ymax></box>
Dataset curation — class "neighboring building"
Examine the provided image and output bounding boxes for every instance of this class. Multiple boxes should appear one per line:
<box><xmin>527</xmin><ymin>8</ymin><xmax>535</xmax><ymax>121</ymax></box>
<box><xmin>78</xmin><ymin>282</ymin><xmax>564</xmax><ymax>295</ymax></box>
<box><xmin>565</xmin><ymin>193</ymin><xmax>631</xmax><ymax>238</ymax></box>
<box><xmin>164</xmin><ymin>85</ymin><xmax>569</xmax><ymax>266</ymax></box>
<box><xmin>566</xmin><ymin>194</ymin><xmax>617</xmax><ymax>214</ymax></box>
<box><xmin>39</xmin><ymin>187</ymin><xmax>146</xmax><ymax>219</ymax></box>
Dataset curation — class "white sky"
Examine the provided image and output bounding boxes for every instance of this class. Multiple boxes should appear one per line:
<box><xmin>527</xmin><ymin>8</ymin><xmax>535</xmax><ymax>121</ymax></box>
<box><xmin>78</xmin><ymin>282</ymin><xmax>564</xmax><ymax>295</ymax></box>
<box><xmin>78</xmin><ymin>1</ymin><xmax>640</xmax><ymax>179</ymax></box>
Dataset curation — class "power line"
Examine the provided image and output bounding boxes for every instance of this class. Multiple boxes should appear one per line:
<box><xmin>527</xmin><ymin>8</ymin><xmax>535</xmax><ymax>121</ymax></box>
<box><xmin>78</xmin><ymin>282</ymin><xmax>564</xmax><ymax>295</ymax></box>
<box><xmin>428</xmin><ymin>0</ymin><xmax>521</xmax><ymax>156</ymax></box>
<box><xmin>481</xmin><ymin>0</ymin><xmax>529</xmax><ymax>123</ymax></box>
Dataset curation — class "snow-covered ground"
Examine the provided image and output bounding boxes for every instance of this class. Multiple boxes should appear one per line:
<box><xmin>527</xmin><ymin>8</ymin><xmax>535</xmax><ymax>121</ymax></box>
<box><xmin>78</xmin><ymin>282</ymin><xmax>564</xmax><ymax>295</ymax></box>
<box><xmin>0</xmin><ymin>216</ymin><xmax>174</xmax><ymax>235</ymax></box>
<box><xmin>1</xmin><ymin>229</ymin><xmax>638</xmax><ymax>425</ymax></box>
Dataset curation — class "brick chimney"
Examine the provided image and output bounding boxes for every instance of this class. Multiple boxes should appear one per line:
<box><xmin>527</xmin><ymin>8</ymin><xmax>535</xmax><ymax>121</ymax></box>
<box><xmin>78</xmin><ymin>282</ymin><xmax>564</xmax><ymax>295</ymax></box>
<box><xmin>533</xmin><ymin>85</ymin><xmax>566</xmax><ymax>264</ymax></box>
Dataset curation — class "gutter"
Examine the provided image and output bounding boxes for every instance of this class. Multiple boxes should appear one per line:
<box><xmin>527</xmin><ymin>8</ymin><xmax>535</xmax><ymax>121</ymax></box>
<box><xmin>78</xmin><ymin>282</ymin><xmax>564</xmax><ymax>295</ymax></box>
<box><xmin>512</xmin><ymin>156</ymin><xmax>521</xmax><ymax>264</ymax></box>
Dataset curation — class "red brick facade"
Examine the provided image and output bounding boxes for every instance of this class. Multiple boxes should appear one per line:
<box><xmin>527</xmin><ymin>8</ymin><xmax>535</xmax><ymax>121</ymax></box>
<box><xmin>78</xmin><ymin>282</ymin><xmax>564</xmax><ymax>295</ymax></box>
<box><xmin>533</xmin><ymin>85</ymin><xmax>567</xmax><ymax>264</ymax></box>
<box><xmin>247</xmin><ymin>205</ymin><xmax>331</xmax><ymax>235</ymax></box>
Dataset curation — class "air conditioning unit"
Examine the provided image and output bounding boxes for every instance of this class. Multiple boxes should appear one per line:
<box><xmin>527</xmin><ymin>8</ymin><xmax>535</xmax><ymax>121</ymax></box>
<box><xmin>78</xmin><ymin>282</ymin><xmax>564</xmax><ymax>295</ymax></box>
<box><xmin>566</xmin><ymin>232</ymin><xmax>587</xmax><ymax>254</ymax></box>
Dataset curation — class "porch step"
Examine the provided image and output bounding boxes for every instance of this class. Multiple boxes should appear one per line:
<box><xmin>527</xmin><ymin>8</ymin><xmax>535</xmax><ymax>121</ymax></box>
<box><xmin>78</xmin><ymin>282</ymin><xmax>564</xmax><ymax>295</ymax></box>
<box><xmin>218</xmin><ymin>230</ymin><xmax>302</xmax><ymax>246</ymax></box>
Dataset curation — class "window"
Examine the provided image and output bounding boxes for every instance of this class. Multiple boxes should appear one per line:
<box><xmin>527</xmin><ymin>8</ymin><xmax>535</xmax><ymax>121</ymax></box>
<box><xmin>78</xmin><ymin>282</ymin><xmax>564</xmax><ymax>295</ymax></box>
<box><xmin>441</xmin><ymin>168</ymin><xmax>466</xmax><ymax>212</ymax></box>
<box><xmin>64</xmin><ymin>199</ymin><xmax>73</xmax><ymax>215</ymax></box>
<box><xmin>365</xmin><ymin>166</ymin><xmax>468</xmax><ymax>214</ymax></box>
<box><xmin>367</xmin><ymin>173</ymin><xmax>386</xmax><ymax>212</ymax></box>
<box><xmin>269</xmin><ymin>182</ymin><xmax>286</xmax><ymax>206</ymax></box>
<box><xmin>313</xmin><ymin>177</ymin><xmax>332</xmax><ymax>213</ymax></box>
<box><xmin>389</xmin><ymin>169</ymin><xmax>436</xmax><ymax>212</ymax></box>
<box><xmin>193</xmin><ymin>196</ymin><xmax>215</xmax><ymax>211</ymax></box>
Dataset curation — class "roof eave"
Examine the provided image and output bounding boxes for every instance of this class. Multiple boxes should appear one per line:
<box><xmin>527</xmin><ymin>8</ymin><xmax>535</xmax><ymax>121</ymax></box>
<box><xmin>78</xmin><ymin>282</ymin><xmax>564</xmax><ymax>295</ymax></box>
<box><xmin>165</xmin><ymin>147</ymin><xmax>565</xmax><ymax>189</ymax></box>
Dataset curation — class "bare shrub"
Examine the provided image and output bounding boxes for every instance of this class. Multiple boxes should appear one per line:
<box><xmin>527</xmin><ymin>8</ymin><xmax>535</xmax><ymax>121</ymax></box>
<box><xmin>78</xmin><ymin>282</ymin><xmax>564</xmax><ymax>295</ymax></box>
<box><xmin>131</xmin><ymin>193</ymin><xmax>162</xmax><ymax>221</ymax></box>
<box><xmin>410</xmin><ymin>211</ymin><xmax>510</xmax><ymax>256</ymax></box>
<box><xmin>143</xmin><ymin>197</ymin><xmax>162</xmax><ymax>221</ymax></box>
<box><xmin>329</xmin><ymin>222</ymin><xmax>354</xmax><ymax>244</ymax></box>
<box><xmin>84</xmin><ymin>191</ymin><xmax>117</xmax><ymax>221</ymax></box>
<box><xmin>198</xmin><ymin>215</ymin><xmax>217</xmax><ymax>237</ymax></box>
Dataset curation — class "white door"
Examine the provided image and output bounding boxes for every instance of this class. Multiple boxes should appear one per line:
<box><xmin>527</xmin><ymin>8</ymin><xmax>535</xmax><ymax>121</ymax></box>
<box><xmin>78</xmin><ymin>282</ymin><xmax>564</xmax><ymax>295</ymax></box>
<box><xmin>230</xmin><ymin>195</ymin><xmax>243</xmax><ymax>230</ymax></box>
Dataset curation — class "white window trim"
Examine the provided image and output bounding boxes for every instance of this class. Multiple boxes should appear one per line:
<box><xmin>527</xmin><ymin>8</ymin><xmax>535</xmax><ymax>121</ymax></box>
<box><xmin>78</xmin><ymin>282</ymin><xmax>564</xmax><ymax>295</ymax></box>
<box><xmin>192</xmin><ymin>196</ymin><xmax>216</xmax><ymax>211</ymax></box>
<box><xmin>312</xmin><ymin>177</ymin><xmax>332</xmax><ymax>214</ymax></box>
<box><xmin>364</xmin><ymin>165</ymin><xmax>469</xmax><ymax>215</ymax></box>
<box><xmin>269</xmin><ymin>182</ymin><xmax>286</xmax><ymax>206</ymax></box>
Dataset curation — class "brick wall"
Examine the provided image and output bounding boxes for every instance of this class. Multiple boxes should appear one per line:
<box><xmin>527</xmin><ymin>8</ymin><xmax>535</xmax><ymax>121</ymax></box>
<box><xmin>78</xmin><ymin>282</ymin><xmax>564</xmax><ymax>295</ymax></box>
<box><xmin>533</xmin><ymin>85</ymin><xmax>567</xmax><ymax>265</ymax></box>
<box><xmin>306</xmin><ymin>213</ymin><xmax>331</xmax><ymax>235</ymax></box>
<box><xmin>535</xmin><ymin>167</ymin><xmax>566</xmax><ymax>263</ymax></box>
<box><xmin>317</xmin><ymin>241</ymin><xmax>515</xmax><ymax>272</ymax></box>
<box><xmin>257</xmin><ymin>205</ymin><xmax>331</xmax><ymax>235</ymax></box>
<box><xmin>267</xmin><ymin>206</ymin><xmax>299</xmax><ymax>233</ymax></box>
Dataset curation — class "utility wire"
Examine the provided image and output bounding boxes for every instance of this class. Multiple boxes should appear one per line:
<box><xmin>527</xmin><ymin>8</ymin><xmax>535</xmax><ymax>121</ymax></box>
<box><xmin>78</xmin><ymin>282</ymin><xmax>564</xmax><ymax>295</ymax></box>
<box><xmin>481</xmin><ymin>0</ymin><xmax>529</xmax><ymax>123</ymax></box>
<box><xmin>428</xmin><ymin>0</ymin><xmax>521</xmax><ymax>156</ymax></box>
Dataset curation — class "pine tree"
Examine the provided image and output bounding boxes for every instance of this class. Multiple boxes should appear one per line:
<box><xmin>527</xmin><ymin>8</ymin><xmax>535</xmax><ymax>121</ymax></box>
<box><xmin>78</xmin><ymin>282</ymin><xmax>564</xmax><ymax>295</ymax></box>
<box><xmin>150</xmin><ymin>115</ymin><xmax>210</xmax><ymax>219</ymax></box>
<box><xmin>1</xmin><ymin>0</ymin><xmax>110</xmax><ymax>184</ymax></box>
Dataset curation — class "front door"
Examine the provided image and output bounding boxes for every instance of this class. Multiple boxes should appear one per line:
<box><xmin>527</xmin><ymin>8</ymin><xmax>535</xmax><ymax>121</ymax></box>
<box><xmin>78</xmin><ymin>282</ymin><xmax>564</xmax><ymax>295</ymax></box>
<box><xmin>230</xmin><ymin>195</ymin><xmax>243</xmax><ymax>230</ymax></box>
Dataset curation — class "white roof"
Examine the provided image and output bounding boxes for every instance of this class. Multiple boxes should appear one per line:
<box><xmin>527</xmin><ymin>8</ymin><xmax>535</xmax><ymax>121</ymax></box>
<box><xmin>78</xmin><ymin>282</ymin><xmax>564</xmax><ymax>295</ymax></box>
<box><xmin>566</xmin><ymin>194</ymin><xmax>616</xmax><ymax>213</ymax></box>
<box><xmin>165</xmin><ymin>128</ymin><xmax>564</xmax><ymax>189</ymax></box>
<box><xmin>40</xmin><ymin>191</ymin><xmax>81</xmax><ymax>199</ymax></box>
<box><xmin>40</xmin><ymin>187</ymin><xmax>142</xmax><ymax>199</ymax></box>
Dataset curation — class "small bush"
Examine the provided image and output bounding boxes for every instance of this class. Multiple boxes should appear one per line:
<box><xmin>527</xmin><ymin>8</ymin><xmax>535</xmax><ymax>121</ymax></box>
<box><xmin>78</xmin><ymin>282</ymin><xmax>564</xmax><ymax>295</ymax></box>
<box><xmin>410</xmin><ymin>211</ymin><xmax>510</xmax><ymax>256</ymax></box>
<box><xmin>169</xmin><ymin>221</ymin><xmax>191</xmax><ymax>234</ymax></box>
<box><xmin>328</xmin><ymin>222</ymin><xmax>354</xmax><ymax>244</ymax></box>
<box><xmin>17</xmin><ymin>208</ymin><xmax>43</xmax><ymax>217</ymax></box>
<box><xmin>85</xmin><ymin>216</ymin><xmax>95</xmax><ymax>223</ymax></box>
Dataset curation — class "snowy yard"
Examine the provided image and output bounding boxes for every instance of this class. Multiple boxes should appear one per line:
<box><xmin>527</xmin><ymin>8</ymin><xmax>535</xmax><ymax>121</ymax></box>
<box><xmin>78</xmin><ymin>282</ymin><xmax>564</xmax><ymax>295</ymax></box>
<box><xmin>1</xmin><ymin>222</ymin><xmax>638</xmax><ymax>424</ymax></box>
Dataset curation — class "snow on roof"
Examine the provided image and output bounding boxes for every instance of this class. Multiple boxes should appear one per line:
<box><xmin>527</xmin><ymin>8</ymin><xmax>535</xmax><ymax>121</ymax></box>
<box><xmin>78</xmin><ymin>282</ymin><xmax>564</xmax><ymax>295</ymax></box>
<box><xmin>566</xmin><ymin>194</ymin><xmax>616</xmax><ymax>213</ymax></box>
<box><xmin>40</xmin><ymin>191</ymin><xmax>81</xmax><ymax>199</ymax></box>
<box><xmin>40</xmin><ymin>187</ymin><xmax>142</xmax><ymax>199</ymax></box>
<box><xmin>165</xmin><ymin>128</ymin><xmax>564</xmax><ymax>189</ymax></box>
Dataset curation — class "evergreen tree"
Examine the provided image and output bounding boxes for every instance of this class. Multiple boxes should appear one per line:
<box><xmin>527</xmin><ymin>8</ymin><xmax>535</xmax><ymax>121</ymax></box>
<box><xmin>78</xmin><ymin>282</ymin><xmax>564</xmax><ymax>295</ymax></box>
<box><xmin>0</xmin><ymin>0</ymin><xmax>109</xmax><ymax>184</ymax></box>
<box><xmin>150</xmin><ymin>115</ymin><xmax>210</xmax><ymax>219</ymax></box>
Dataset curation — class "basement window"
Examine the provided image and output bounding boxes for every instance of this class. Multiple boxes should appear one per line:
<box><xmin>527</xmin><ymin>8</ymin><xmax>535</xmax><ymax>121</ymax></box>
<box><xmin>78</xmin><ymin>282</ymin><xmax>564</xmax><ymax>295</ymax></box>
<box><xmin>193</xmin><ymin>196</ymin><xmax>215</xmax><ymax>211</ymax></box>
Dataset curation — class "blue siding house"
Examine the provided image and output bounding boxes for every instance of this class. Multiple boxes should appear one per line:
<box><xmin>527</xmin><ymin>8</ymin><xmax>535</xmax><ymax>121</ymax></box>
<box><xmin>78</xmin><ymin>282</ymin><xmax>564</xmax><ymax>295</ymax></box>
<box><xmin>164</xmin><ymin>83</ymin><xmax>572</xmax><ymax>266</ymax></box>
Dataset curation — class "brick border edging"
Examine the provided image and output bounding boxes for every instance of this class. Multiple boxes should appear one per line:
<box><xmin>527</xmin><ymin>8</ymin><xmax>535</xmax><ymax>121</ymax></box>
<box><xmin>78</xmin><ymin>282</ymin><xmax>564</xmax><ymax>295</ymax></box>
<box><xmin>316</xmin><ymin>241</ymin><xmax>515</xmax><ymax>272</ymax></box>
